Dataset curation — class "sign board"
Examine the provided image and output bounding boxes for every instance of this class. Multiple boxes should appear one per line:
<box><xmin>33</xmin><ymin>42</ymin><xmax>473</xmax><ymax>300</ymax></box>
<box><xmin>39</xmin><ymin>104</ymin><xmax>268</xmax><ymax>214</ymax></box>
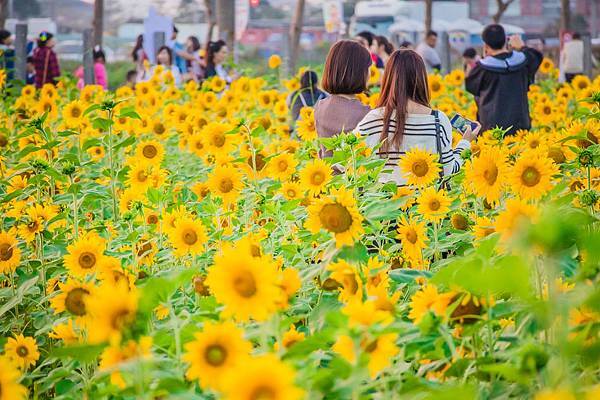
<box><xmin>143</xmin><ymin>7</ymin><xmax>173</xmax><ymax>63</ymax></box>
<box><xmin>323</xmin><ymin>0</ymin><xmax>344</xmax><ymax>34</ymax></box>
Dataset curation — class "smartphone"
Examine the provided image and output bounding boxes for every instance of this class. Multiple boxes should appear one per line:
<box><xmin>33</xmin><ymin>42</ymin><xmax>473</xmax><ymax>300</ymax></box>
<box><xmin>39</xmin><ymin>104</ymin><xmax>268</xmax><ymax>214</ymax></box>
<box><xmin>450</xmin><ymin>114</ymin><xmax>478</xmax><ymax>134</ymax></box>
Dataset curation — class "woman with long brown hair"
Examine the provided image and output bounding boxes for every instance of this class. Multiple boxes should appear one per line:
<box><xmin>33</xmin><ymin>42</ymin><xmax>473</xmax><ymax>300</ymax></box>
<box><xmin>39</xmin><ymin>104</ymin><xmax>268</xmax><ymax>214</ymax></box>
<box><xmin>314</xmin><ymin>40</ymin><xmax>372</xmax><ymax>157</ymax></box>
<box><xmin>356</xmin><ymin>49</ymin><xmax>480</xmax><ymax>186</ymax></box>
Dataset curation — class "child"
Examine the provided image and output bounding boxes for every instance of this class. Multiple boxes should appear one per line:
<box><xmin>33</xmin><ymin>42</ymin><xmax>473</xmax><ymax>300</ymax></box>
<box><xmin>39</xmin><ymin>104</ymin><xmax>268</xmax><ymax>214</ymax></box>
<box><xmin>0</xmin><ymin>29</ymin><xmax>15</xmax><ymax>81</ymax></box>
<box><xmin>125</xmin><ymin>70</ymin><xmax>137</xmax><ymax>88</ymax></box>
<box><xmin>26</xmin><ymin>56</ymin><xmax>35</xmax><ymax>85</ymax></box>
<box><xmin>75</xmin><ymin>46</ymin><xmax>108</xmax><ymax>89</ymax></box>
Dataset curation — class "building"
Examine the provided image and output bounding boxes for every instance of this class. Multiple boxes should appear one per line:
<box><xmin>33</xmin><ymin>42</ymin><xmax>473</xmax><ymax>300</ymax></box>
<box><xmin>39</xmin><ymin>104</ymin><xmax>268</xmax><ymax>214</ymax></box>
<box><xmin>469</xmin><ymin>0</ymin><xmax>600</xmax><ymax>36</ymax></box>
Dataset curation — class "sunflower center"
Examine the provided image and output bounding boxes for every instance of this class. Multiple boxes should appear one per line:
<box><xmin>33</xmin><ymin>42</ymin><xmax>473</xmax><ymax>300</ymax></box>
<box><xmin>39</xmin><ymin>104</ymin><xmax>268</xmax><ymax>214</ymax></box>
<box><xmin>364</xmin><ymin>339</ymin><xmax>378</xmax><ymax>353</ymax></box>
<box><xmin>278</xmin><ymin>160</ymin><xmax>288</xmax><ymax>172</ymax></box>
<box><xmin>213</xmin><ymin>133</ymin><xmax>226</xmax><ymax>147</ymax></box>
<box><xmin>233</xmin><ymin>270</ymin><xmax>257</xmax><ymax>298</ymax></box>
<box><xmin>137</xmin><ymin>170</ymin><xmax>148</xmax><ymax>182</ymax></box>
<box><xmin>483</xmin><ymin>164</ymin><xmax>499</xmax><ymax>185</ymax></box>
<box><xmin>428</xmin><ymin>199</ymin><xmax>441</xmax><ymax>211</ymax></box>
<box><xmin>411</xmin><ymin>160</ymin><xmax>429</xmax><ymax>177</ymax></box>
<box><xmin>219</xmin><ymin>178</ymin><xmax>234</xmax><ymax>193</ymax></box>
<box><xmin>521</xmin><ymin>166</ymin><xmax>541</xmax><ymax>187</ymax></box>
<box><xmin>204</xmin><ymin>344</ymin><xmax>227</xmax><ymax>366</ymax></box>
<box><xmin>405</xmin><ymin>228</ymin><xmax>418</xmax><ymax>244</ymax></box>
<box><xmin>137</xmin><ymin>241</ymin><xmax>153</xmax><ymax>257</ymax></box>
<box><xmin>310</xmin><ymin>172</ymin><xmax>325</xmax><ymax>185</ymax></box>
<box><xmin>143</xmin><ymin>145</ymin><xmax>158</xmax><ymax>158</ymax></box>
<box><xmin>286</xmin><ymin>189</ymin><xmax>296</xmax><ymax>197</ymax></box>
<box><xmin>250</xmin><ymin>386</ymin><xmax>276</xmax><ymax>400</ymax></box>
<box><xmin>78</xmin><ymin>252</ymin><xmax>96</xmax><ymax>269</ymax></box>
<box><xmin>147</xmin><ymin>215</ymin><xmax>158</xmax><ymax>224</ymax></box>
<box><xmin>70</xmin><ymin>107</ymin><xmax>82</xmax><ymax>118</ymax></box>
<box><xmin>65</xmin><ymin>287</ymin><xmax>89</xmax><ymax>316</ymax></box>
<box><xmin>111</xmin><ymin>308</ymin><xmax>132</xmax><ymax>330</ymax></box>
<box><xmin>250</xmin><ymin>244</ymin><xmax>261</xmax><ymax>257</ymax></box>
<box><xmin>248</xmin><ymin>154</ymin><xmax>267</xmax><ymax>171</ymax></box>
<box><xmin>0</xmin><ymin>134</ymin><xmax>7</xmax><ymax>147</ymax></box>
<box><xmin>27</xmin><ymin>220</ymin><xmax>39</xmax><ymax>232</ymax></box>
<box><xmin>16</xmin><ymin>345</ymin><xmax>29</xmax><ymax>357</ymax></box>
<box><xmin>319</xmin><ymin>203</ymin><xmax>353</xmax><ymax>233</ymax></box>
<box><xmin>182</xmin><ymin>229</ymin><xmax>198</xmax><ymax>246</ymax></box>
<box><xmin>0</xmin><ymin>243</ymin><xmax>13</xmax><ymax>261</ymax></box>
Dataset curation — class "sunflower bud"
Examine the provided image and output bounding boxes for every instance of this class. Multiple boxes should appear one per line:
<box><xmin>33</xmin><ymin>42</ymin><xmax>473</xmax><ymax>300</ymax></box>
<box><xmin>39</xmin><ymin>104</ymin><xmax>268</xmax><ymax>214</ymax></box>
<box><xmin>580</xmin><ymin>189</ymin><xmax>599</xmax><ymax>207</ymax></box>
<box><xmin>451</xmin><ymin>214</ymin><xmax>469</xmax><ymax>231</ymax></box>
<box><xmin>578</xmin><ymin>149</ymin><xmax>595</xmax><ymax>167</ymax></box>
<box><xmin>61</xmin><ymin>161</ymin><xmax>76</xmax><ymax>176</ymax></box>
<box><xmin>30</xmin><ymin>158</ymin><xmax>48</xmax><ymax>173</ymax></box>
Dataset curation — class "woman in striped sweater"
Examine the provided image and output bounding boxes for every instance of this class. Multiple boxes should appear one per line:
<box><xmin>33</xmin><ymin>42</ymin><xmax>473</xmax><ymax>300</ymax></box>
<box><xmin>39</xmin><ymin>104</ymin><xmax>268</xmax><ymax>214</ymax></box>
<box><xmin>357</xmin><ymin>50</ymin><xmax>480</xmax><ymax>186</ymax></box>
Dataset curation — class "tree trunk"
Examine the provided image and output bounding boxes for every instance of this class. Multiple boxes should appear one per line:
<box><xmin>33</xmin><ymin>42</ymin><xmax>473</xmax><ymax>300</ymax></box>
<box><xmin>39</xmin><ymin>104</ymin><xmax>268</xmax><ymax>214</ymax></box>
<box><xmin>424</xmin><ymin>0</ymin><xmax>432</xmax><ymax>33</ymax></box>
<box><xmin>204</xmin><ymin>0</ymin><xmax>216</xmax><ymax>45</ymax></box>
<box><xmin>216</xmin><ymin>0</ymin><xmax>235</xmax><ymax>45</ymax></box>
<box><xmin>289</xmin><ymin>0</ymin><xmax>305</xmax><ymax>73</ymax></box>
<box><xmin>560</xmin><ymin>0</ymin><xmax>571</xmax><ymax>31</ymax></box>
<box><xmin>93</xmin><ymin>0</ymin><xmax>104</xmax><ymax>47</ymax></box>
<box><xmin>0</xmin><ymin>0</ymin><xmax>8</xmax><ymax>30</ymax></box>
<box><xmin>492</xmin><ymin>0</ymin><xmax>515</xmax><ymax>24</ymax></box>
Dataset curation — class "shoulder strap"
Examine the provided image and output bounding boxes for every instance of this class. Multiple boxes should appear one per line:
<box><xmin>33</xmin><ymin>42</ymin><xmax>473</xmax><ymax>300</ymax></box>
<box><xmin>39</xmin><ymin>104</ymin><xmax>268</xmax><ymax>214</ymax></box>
<box><xmin>432</xmin><ymin>110</ymin><xmax>444</xmax><ymax>179</ymax></box>
<box><xmin>42</xmin><ymin>49</ymin><xmax>51</xmax><ymax>84</ymax></box>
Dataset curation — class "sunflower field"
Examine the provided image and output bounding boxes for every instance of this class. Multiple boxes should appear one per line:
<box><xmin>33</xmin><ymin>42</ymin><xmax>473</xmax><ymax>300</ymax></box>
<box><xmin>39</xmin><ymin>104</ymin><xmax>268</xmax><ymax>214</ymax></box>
<box><xmin>0</xmin><ymin>59</ymin><xmax>600</xmax><ymax>400</ymax></box>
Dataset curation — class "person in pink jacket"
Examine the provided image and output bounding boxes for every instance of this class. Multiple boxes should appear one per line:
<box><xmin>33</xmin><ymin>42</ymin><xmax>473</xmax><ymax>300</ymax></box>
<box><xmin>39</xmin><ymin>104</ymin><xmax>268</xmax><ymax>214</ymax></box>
<box><xmin>75</xmin><ymin>46</ymin><xmax>108</xmax><ymax>90</ymax></box>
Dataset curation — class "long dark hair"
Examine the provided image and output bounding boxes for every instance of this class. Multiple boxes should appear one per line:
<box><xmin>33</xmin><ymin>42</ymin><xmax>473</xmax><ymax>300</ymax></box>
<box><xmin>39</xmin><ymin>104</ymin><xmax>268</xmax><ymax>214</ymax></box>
<box><xmin>377</xmin><ymin>50</ymin><xmax>430</xmax><ymax>152</ymax></box>
<box><xmin>156</xmin><ymin>45</ymin><xmax>173</xmax><ymax>66</ymax></box>
<box><xmin>132</xmin><ymin>34</ymin><xmax>144</xmax><ymax>62</ymax></box>
<box><xmin>206</xmin><ymin>40</ymin><xmax>226</xmax><ymax>70</ymax></box>
<box><xmin>188</xmin><ymin>36</ymin><xmax>201</xmax><ymax>52</ymax></box>
<box><xmin>376</xmin><ymin>35</ymin><xmax>394</xmax><ymax>56</ymax></box>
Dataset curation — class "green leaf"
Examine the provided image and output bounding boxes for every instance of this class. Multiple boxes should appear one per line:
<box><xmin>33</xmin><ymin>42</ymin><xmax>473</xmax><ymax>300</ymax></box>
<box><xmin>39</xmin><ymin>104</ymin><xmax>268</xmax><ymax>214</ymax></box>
<box><xmin>333</xmin><ymin>242</ymin><xmax>369</xmax><ymax>263</ymax></box>
<box><xmin>84</xmin><ymin>103</ymin><xmax>103</xmax><ymax>116</ymax></box>
<box><xmin>113</xmin><ymin>135</ymin><xmax>136</xmax><ymax>151</ymax></box>
<box><xmin>50</xmin><ymin>343</ymin><xmax>106</xmax><ymax>363</ymax></box>
<box><xmin>389</xmin><ymin>268</ymin><xmax>432</xmax><ymax>284</ymax></box>
<box><xmin>92</xmin><ymin>117</ymin><xmax>113</xmax><ymax>132</ymax></box>
<box><xmin>0</xmin><ymin>276</ymin><xmax>38</xmax><ymax>318</ymax></box>
<box><xmin>117</xmin><ymin>106</ymin><xmax>141</xmax><ymax>120</ymax></box>
<box><xmin>82</xmin><ymin>138</ymin><xmax>102</xmax><ymax>151</ymax></box>
<box><xmin>138</xmin><ymin>268</ymin><xmax>197</xmax><ymax>314</ymax></box>
<box><xmin>363</xmin><ymin>198</ymin><xmax>404</xmax><ymax>221</ymax></box>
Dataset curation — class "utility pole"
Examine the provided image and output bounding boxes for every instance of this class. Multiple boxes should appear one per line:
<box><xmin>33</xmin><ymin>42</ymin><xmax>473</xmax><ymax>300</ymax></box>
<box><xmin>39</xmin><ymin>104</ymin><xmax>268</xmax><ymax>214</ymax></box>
<box><xmin>289</xmin><ymin>0</ymin><xmax>306</xmax><ymax>74</ymax></box>
<box><xmin>93</xmin><ymin>0</ymin><xmax>104</xmax><ymax>47</ymax></box>
<box><xmin>216</xmin><ymin>0</ymin><xmax>235</xmax><ymax>46</ymax></box>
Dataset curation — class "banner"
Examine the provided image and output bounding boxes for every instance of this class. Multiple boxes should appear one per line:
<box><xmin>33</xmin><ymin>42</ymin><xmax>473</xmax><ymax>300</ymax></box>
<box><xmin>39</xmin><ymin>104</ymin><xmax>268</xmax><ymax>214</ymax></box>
<box><xmin>323</xmin><ymin>0</ymin><xmax>344</xmax><ymax>34</ymax></box>
<box><xmin>236</xmin><ymin>0</ymin><xmax>250</xmax><ymax>40</ymax></box>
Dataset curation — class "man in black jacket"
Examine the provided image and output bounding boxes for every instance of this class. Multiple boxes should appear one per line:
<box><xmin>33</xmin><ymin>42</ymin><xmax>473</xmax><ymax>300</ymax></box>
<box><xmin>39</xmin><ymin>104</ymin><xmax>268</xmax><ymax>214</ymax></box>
<box><xmin>466</xmin><ymin>24</ymin><xmax>543</xmax><ymax>135</ymax></box>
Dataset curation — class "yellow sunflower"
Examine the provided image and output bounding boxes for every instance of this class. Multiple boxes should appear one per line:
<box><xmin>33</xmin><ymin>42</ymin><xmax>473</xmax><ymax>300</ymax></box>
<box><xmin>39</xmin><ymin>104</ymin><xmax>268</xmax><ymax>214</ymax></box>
<box><xmin>416</xmin><ymin>187</ymin><xmax>452</xmax><ymax>223</ymax></box>
<box><xmin>511</xmin><ymin>155</ymin><xmax>558</xmax><ymax>200</ymax></box>
<box><xmin>280</xmin><ymin>181</ymin><xmax>304</xmax><ymax>200</ymax></box>
<box><xmin>296</xmin><ymin>115</ymin><xmax>317</xmax><ymax>141</ymax></box>
<box><xmin>305</xmin><ymin>187</ymin><xmax>364</xmax><ymax>248</ymax></box>
<box><xmin>4</xmin><ymin>334</ymin><xmax>40</xmax><ymax>370</ymax></box>
<box><xmin>276</xmin><ymin>325</ymin><xmax>306</xmax><ymax>350</ymax></box>
<box><xmin>299</xmin><ymin>158</ymin><xmax>332</xmax><ymax>196</ymax></box>
<box><xmin>268</xmin><ymin>54</ymin><xmax>282</xmax><ymax>69</ymax></box>
<box><xmin>428</xmin><ymin>74</ymin><xmax>445</xmax><ymax>98</ymax></box>
<box><xmin>63</xmin><ymin>234</ymin><xmax>106</xmax><ymax>277</ymax></box>
<box><xmin>202</xmin><ymin>122</ymin><xmax>238</xmax><ymax>158</ymax></box>
<box><xmin>0</xmin><ymin>356</ymin><xmax>27</xmax><ymax>399</ymax></box>
<box><xmin>86</xmin><ymin>282</ymin><xmax>139</xmax><ymax>344</ymax></box>
<box><xmin>408</xmin><ymin>284</ymin><xmax>454</xmax><ymax>324</ymax></box>
<box><xmin>168</xmin><ymin>216</ymin><xmax>208</xmax><ymax>257</ymax></box>
<box><xmin>135</xmin><ymin>139</ymin><xmax>165</xmax><ymax>165</ymax></box>
<box><xmin>268</xmin><ymin>153</ymin><xmax>298</xmax><ymax>181</ymax></box>
<box><xmin>207</xmin><ymin>165</ymin><xmax>244</xmax><ymax>206</ymax></box>
<box><xmin>49</xmin><ymin>279</ymin><xmax>92</xmax><ymax>319</ymax></box>
<box><xmin>396</xmin><ymin>216</ymin><xmax>428</xmax><ymax>262</ymax></box>
<box><xmin>62</xmin><ymin>100</ymin><xmax>85</xmax><ymax>127</ymax></box>
<box><xmin>205</xmin><ymin>246</ymin><xmax>280</xmax><ymax>321</ymax></box>
<box><xmin>0</xmin><ymin>231</ymin><xmax>21</xmax><ymax>274</ymax></box>
<box><xmin>221</xmin><ymin>354</ymin><xmax>303</xmax><ymax>400</ymax></box>
<box><xmin>365</xmin><ymin>333</ymin><xmax>399</xmax><ymax>379</ymax></box>
<box><xmin>183</xmin><ymin>321</ymin><xmax>252</xmax><ymax>390</ymax></box>
<box><xmin>495</xmin><ymin>198</ymin><xmax>539</xmax><ymax>241</ymax></box>
<box><xmin>464</xmin><ymin>146</ymin><xmax>508</xmax><ymax>203</ymax></box>
<box><xmin>398</xmin><ymin>147</ymin><xmax>440</xmax><ymax>187</ymax></box>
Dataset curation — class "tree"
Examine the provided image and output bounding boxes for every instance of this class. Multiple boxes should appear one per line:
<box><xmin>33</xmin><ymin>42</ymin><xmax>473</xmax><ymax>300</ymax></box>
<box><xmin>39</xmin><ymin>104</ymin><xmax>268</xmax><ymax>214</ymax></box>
<box><xmin>289</xmin><ymin>0</ymin><xmax>306</xmax><ymax>73</ymax></box>
<box><xmin>0</xmin><ymin>0</ymin><xmax>7</xmax><ymax>29</ymax></box>
<box><xmin>204</xmin><ymin>0</ymin><xmax>216</xmax><ymax>45</ymax></box>
<box><xmin>492</xmin><ymin>0</ymin><xmax>517</xmax><ymax>23</ymax></box>
<box><xmin>560</xmin><ymin>0</ymin><xmax>571</xmax><ymax>31</ymax></box>
<box><xmin>424</xmin><ymin>0</ymin><xmax>432</xmax><ymax>34</ymax></box>
<box><xmin>14</xmin><ymin>0</ymin><xmax>41</xmax><ymax>20</ymax></box>
<box><xmin>93</xmin><ymin>0</ymin><xmax>104</xmax><ymax>47</ymax></box>
<box><xmin>216</xmin><ymin>0</ymin><xmax>235</xmax><ymax>45</ymax></box>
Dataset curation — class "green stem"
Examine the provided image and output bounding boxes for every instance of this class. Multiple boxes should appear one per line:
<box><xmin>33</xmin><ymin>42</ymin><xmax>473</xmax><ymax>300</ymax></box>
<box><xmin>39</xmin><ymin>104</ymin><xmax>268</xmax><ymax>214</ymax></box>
<box><xmin>107</xmin><ymin>109</ymin><xmax>119</xmax><ymax>222</ymax></box>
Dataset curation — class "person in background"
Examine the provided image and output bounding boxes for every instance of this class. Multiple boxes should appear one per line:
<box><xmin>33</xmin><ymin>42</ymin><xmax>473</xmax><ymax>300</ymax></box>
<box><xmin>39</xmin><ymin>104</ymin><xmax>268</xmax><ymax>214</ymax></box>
<box><xmin>416</xmin><ymin>30</ymin><xmax>441</xmax><ymax>73</ymax></box>
<box><xmin>32</xmin><ymin>31</ymin><xmax>60</xmax><ymax>88</ymax></box>
<box><xmin>26</xmin><ymin>56</ymin><xmax>35</xmax><ymax>85</ymax></box>
<box><xmin>288</xmin><ymin>70</ymin><xmax>326</xmax><ymax>121</ymax></box>
<box><xmin>131</xmin><ymin>34</ymin><xmax>148</xmax><ymax>77</ymax></box>
<box><xmin>561</xmin><ymin>32</ymin><xmax>584</xmax><ymax>83</ymax></box>
<box><xmin>151</xmin><ymin>45</ymin><xmax>182</xmax><ymax>86</ymax></box>
<box><xmin>0</xmin><ymin>29</ymin><xmax>15</xmax><ymax>81</ymax></box>
<box><xmin>466</xmin><ymin>24</ymin><xmax>542</xmax><ymax>135</ymax></box>
<box><xmin>125</xmin><ymin>70</ymin><xmax>137</xmax><ymax>88</ymax></box>
<box><xmin>375</xmin><ymin>35</ymin><xmax>394</xmax><ymax>65</ymax></box>
<box><xmin>176</xmin><ymin>36</ymin><xmax>203</xmax><ymax>82</ymax></box>
<box><xmin>170</xmin><ymin>25</ymin><xmax>187</xmax><ymax>74</ymax></box>
<box><xmin>355</xmin><ymin>31</ymin><xmax>384</xmax><ymax>68</ymax></box>
<box><xmin>399</xmin><ymin>41</ymin><xmax>413</xmax><ymax>50</ymax></box>
<box><xmin>357</xmin><ymin>50</ymin><xmax>479</xmax><ymax>186</ymax></box>
<box><xmin>205</xmin><ymin>40</ymin><xmax>233</xmax><ymax>82</ymax></box>
<box><xmin>314</xmin><ymin>40</ymin><xmax>372</xmax><ymax>158</ymax></box>
<box><xmin>462</xmin><ymin>47</ymin><xmax>480</xmax><ymax>75</ymax></box>
<box><xmin>74</xmin><ymin>46</ymin><xmax>108</xmax><ymax>90</ymax></box>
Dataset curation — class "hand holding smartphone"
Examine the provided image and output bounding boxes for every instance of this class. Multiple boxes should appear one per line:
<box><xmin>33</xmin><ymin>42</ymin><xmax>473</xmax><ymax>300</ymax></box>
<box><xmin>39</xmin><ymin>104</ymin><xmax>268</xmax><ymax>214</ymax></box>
<box><xmin>450</xmin><ymin>113</ymin><xmax>481</xmax><ymax>142</ymax></box>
